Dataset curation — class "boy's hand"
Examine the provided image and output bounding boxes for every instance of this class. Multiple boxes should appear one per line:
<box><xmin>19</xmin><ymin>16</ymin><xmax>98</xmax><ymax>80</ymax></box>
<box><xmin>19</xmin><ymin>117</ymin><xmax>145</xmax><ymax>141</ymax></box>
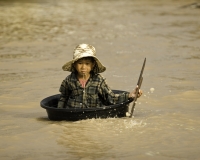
<box><xmin>129</xmin><ymin>86</ymin><xmax>142</xmax><ymax>98</ymax></box>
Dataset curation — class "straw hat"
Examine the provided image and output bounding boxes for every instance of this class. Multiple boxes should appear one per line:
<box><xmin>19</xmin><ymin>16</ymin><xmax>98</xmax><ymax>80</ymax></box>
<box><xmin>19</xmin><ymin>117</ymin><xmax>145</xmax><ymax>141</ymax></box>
<box><xmin>62</xmin><ymin>44</ymin><xmax>106</xmax><ymax>73</ymax></box>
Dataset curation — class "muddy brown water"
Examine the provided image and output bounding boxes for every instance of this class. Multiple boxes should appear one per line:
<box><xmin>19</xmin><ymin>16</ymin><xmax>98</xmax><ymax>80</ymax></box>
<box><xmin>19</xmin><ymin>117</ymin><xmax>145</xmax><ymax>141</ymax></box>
<box><xmin>0</xmin><ymin>0</ymin><xmax>200</xmax><ymax>159</ymax></box>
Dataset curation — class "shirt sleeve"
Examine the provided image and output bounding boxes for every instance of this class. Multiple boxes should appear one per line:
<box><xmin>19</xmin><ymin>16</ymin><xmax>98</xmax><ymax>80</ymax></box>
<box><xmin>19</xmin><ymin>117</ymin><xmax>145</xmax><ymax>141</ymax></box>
<box><xmin>98</xmin><ymin>79</ymin><xmax>130</xmax><ymax>105</ymax></box>
<box><xmin>57</xmin><ymin>79</ymin><xmax>70</xmax><ymax>108</ymax></box>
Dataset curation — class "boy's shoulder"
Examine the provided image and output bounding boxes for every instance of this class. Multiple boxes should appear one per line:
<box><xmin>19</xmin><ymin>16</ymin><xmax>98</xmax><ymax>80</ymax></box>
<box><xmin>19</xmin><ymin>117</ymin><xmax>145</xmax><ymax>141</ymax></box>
<box><xmin>92</xmin><ymin>73</ymin><xmax>106</xmax><ymax>82</ymax></box>
<box><xmin>64</xmin><ymin>72</ymin><xmax>76</xmax><ymax>81</ymax></box>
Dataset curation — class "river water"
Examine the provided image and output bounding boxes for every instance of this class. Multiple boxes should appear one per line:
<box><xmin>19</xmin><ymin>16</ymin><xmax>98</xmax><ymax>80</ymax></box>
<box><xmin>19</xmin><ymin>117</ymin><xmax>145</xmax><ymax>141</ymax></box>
<box><xmin>0</xmin><ymin>0</ymin><xmax>200</xmax><ymax>159</ymax></box>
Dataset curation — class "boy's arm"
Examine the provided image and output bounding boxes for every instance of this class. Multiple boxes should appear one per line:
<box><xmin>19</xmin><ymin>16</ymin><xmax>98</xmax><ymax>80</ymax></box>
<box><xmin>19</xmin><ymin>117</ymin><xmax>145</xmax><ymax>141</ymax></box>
<box><xmin>57</xmin><ymin>79</ymin><xmax>69</xmax><ymax>108</ymax></box>
<box><xmin>99</xmin><ymin>79</ymin><xmax>129</xmax><ymax>105</ymax></box>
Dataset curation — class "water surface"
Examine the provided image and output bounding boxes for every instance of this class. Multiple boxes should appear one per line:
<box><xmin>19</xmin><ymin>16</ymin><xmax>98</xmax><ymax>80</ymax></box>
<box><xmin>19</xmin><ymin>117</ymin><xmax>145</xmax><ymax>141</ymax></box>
<box><xmin>0</xmin><ymin>0</ymin><xmax>200</xmax><ymax>159</ymax></box>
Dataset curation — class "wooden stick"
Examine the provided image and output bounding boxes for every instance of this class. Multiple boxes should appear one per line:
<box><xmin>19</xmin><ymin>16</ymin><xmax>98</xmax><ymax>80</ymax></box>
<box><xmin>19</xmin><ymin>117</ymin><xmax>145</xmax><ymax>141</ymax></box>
<box><xmin>129</xmin><ymin>58</ymin><xmax>146</xmax><ymax>117</ymax></box>
<box><xmin>129</xmin><ymin>77</ymin><xmax>143</xmax><ymax>117</ymax></box>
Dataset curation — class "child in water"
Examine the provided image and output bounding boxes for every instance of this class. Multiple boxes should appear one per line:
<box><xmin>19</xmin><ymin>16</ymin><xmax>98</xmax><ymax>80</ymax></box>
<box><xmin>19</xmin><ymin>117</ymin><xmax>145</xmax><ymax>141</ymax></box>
<box><xmin>57</xmin><ymin>44</ymin><xmax>142</xmax><ymax>108</ymax></box>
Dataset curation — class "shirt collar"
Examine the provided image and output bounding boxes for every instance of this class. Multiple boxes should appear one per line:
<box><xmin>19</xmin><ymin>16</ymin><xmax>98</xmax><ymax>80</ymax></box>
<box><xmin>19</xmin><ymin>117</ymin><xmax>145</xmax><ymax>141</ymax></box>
<box><xmin>71</xmin><ymin>72</ymin><xmax>95</xmax><ymax>88</ymax></box>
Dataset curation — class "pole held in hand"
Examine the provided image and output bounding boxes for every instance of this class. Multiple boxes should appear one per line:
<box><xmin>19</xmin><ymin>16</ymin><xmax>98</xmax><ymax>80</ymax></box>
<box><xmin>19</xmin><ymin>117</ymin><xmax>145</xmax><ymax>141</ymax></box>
<box><xmin>129</xmin><ymin>58</ymin><xmax>146</xmax><ymax>118</ymax></box>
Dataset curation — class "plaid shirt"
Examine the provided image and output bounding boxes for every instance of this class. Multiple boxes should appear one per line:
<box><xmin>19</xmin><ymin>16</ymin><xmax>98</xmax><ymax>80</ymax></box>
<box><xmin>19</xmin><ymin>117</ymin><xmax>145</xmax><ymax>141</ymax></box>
<box><xmin>57</xmin><ymin>72</ymin><xmax>130</xmax><ymax>108</ymax></box>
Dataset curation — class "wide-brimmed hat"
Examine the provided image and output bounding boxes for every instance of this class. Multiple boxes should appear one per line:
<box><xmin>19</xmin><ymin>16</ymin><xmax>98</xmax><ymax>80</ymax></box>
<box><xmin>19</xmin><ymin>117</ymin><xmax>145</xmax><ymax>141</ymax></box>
<box><xmin>62</xmin><ymin>44</ymin><xmax>106</xmax><ymax>73</ymax></box>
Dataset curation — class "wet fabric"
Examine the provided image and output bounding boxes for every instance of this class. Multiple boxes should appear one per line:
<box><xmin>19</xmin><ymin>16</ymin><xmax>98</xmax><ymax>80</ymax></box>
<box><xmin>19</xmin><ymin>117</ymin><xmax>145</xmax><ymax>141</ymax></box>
<box><xmin>58</xmin><ymin>72</ymin><xmax>130</xmax><ymax>108</ymax></box>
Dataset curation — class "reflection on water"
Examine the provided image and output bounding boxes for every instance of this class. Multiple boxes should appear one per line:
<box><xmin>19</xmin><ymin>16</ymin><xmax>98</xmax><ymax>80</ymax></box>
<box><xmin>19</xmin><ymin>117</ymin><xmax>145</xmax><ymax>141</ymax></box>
<box><xmin>0</xmin><ymin>0</ymin><xmax>200</xmax><ymax>159</ymax></box>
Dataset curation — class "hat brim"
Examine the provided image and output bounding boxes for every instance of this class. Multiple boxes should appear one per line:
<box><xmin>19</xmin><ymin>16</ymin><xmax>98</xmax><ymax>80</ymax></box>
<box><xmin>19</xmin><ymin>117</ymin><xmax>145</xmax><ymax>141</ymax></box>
<box><xmin>62</xmin><ymin>55</ymin><xmax>106</xmax><ymax>73</ymax></box>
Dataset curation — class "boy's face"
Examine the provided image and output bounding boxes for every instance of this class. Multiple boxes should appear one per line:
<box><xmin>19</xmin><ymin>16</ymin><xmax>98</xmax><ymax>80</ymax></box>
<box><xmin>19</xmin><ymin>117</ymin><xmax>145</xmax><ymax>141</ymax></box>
<box><xmin>74</xmin><ymin>58</ymin><xmax>94</xmax><ymax>77</ymax></box>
